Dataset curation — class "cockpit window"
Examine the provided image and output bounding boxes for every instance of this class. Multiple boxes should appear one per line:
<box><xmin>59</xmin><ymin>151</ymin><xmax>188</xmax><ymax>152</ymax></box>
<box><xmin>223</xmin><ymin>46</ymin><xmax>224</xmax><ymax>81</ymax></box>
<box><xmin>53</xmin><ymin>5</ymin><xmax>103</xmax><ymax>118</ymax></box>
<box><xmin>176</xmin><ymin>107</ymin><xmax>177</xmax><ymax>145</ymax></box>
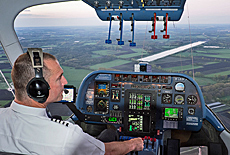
<box><xmin>0</xmin><ymin>44</ymin><xmax>13</xmax><ymax>108</ymax></box>
<box><xmin>9</xmin><ymin>3</ymin><xmax>230</xmax><ymax>130</ymax></box>
<box><xmin>1</xmin><ymin>1</ymin><xmax>230</xmax><ymax>155</ymax></box>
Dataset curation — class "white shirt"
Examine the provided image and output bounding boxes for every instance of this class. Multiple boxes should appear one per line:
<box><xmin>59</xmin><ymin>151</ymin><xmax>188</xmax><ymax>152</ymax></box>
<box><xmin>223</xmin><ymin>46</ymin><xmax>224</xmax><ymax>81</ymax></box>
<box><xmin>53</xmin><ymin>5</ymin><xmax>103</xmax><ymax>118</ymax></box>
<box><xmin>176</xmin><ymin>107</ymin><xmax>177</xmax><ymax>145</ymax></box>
<box><xmin>0</xmin><ymin>101</ymin><xmax>105</xmax><ymax>155</ymax></box>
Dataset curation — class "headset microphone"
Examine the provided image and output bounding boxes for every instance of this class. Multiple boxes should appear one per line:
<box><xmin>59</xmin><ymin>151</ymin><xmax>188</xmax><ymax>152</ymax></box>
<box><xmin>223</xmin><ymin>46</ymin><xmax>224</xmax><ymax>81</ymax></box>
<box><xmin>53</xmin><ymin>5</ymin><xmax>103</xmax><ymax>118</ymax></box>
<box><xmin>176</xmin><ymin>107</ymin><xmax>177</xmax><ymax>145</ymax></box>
<box><xmin>26</xmin><ymin>48</ymin><xmax>50</xmax><ymax>103</ymax></box>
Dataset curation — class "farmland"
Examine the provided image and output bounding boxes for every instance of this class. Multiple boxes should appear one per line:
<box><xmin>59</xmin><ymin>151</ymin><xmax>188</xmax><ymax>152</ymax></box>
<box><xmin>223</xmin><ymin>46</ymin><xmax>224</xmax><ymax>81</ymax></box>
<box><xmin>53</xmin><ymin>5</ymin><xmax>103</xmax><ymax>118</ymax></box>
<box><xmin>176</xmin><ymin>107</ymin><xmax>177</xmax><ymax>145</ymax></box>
<box><xmin>1</xmin><ymin>24</ymin><xmax>230</xmax><ymax>105</ymax></box>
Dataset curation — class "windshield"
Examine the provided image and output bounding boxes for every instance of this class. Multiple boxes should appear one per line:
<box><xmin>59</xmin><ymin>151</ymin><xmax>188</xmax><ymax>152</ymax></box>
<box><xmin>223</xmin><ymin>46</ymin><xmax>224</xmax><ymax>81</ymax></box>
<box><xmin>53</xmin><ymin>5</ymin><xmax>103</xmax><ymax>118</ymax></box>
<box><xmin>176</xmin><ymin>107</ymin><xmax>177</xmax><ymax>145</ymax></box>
<box><xmin>1</xmin><ymin>1</ymin><xmax>230</xmax><ymax>130</ymax></box>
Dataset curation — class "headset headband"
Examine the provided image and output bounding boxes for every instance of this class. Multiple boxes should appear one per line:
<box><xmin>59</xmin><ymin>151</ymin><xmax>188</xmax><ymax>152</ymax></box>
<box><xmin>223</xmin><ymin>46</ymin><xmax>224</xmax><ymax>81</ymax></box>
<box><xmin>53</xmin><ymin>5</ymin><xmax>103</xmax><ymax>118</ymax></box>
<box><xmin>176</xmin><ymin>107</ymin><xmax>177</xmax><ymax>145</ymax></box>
<box><xmin>27</xmin><ymin>48</ymin><xmax>44</xmax><ymax>78</ymax></box>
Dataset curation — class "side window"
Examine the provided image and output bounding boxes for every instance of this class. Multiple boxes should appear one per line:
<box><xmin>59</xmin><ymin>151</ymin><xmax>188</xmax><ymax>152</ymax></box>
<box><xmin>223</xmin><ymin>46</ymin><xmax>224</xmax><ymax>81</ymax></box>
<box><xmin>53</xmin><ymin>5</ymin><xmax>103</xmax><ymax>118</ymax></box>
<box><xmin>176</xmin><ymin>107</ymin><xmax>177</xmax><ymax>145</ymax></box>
<box><xmin>0</xmin><ymin>44</ymin><xmax>14</xmax><ymax>108</ymax></box>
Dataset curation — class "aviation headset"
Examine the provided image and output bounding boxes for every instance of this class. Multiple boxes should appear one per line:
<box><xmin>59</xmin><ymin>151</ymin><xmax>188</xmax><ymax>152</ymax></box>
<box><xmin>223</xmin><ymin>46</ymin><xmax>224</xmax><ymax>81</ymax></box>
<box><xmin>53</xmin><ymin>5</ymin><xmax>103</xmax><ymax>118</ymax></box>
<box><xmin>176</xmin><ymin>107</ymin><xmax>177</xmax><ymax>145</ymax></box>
<box><xmin>26</xmin><ymin>48</ymin><xmax>50</xmax><ymax>103</ymax></box>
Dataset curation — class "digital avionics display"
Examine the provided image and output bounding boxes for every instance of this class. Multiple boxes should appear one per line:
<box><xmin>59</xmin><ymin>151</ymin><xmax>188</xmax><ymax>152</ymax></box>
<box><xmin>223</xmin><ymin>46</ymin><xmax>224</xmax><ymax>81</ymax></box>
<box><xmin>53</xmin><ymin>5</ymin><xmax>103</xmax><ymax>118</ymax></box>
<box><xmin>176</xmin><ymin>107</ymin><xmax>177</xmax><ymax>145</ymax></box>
<box><xmin>106</xmin><ymin>117</ymin><xmax>118</xmax><ymax>123</ymax></box>
<box><xmin>128</xmin><ymin>93</ymin><xmax>151</xmax><ymax>110</ymax></box>
<box><xmin>95</xmin><ymin>82</ymin><xmax>109</xmax><ymax>97</ymax></box>
<box><xmin>165</xmin><ymin>108</ymin><xmax>178</xmax><ymax>119</ymax></box>
<box><xmin>58</xmin><ymin>85</ymin><xmax>76</xmax><ymax>103</ymax></box>
<box><xmin>98</xmin><ymin>83</ymin><xmax>106</xmax><ymax>89</ymax></box>
<box><xmin>127</xmin><ymin>114</ymin><xmax>150</xmax><ymax>133</ymax></box>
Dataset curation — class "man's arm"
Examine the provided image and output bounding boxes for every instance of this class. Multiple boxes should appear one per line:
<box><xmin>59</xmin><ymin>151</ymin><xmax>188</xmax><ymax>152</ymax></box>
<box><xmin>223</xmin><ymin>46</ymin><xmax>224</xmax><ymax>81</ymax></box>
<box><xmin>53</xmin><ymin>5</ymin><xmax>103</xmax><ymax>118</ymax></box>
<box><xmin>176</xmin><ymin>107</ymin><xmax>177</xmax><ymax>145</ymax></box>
<box><xmin>104</xmin><ymin>138</ymin><xmax>144</xmax><ymax>155</ymax></box>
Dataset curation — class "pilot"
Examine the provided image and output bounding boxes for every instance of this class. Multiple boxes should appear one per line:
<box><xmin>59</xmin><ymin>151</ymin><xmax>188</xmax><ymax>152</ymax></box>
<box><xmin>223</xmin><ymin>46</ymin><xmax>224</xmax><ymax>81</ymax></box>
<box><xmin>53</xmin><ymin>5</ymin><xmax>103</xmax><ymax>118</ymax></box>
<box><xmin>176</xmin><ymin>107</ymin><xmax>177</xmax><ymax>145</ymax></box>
<box><xmin>0</xmin><ymin>52</ymin><xmax>143</xmax><ymax>155</ymax></box>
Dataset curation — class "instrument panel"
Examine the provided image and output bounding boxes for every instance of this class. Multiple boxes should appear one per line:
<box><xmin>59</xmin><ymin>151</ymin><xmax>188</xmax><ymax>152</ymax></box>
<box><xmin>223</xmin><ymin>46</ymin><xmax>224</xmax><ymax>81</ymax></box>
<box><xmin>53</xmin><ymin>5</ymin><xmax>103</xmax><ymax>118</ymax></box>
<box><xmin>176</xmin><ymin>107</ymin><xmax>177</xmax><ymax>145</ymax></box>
<box><xmin>76</xmin><ymin>71</ymin><xmax>205</xmax><ymax>137</ymax></box>
<box><xmin>82</xmin><ymin>0</ymin><xmax>187</xmax><ymax>21</ymax></box>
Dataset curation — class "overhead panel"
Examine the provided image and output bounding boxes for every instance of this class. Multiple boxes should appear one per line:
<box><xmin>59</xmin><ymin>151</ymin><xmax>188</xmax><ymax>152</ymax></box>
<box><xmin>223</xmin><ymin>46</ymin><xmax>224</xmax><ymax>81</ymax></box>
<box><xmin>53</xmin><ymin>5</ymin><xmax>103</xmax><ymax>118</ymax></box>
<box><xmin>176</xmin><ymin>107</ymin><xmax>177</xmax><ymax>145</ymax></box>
<box><xmin>82</xmin><ymin>0</ymin><xmax>186</xmax><ymax>21</ymax></box>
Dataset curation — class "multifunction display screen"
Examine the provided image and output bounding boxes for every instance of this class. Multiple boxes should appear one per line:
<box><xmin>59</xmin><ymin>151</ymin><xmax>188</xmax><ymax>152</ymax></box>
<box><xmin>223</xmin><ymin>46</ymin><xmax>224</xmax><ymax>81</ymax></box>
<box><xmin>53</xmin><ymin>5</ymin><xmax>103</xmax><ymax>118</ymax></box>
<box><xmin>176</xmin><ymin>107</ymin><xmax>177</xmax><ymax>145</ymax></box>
<box><xmin>127</xmin><ymin>114</ymin><xmax>150</xmax><ymax>133</ymax></box>
<box><xmin>165</xmin><ymin>108</ymin><xmax>179</xmax><ymax>119</ymax></box>
<box><xmin>128</xmin><ymin>93</ymin><xmax>151</xmax><ymax>110</ymax></box>
<box><xmin>95</xmin><ymin>82</ymin><xmax>109</xmax><ymax>97</ymax></box>
<box><xmin>162</xmin><ymin>107</ymin><xmax>183</xmax><ymax>121</ymax></box>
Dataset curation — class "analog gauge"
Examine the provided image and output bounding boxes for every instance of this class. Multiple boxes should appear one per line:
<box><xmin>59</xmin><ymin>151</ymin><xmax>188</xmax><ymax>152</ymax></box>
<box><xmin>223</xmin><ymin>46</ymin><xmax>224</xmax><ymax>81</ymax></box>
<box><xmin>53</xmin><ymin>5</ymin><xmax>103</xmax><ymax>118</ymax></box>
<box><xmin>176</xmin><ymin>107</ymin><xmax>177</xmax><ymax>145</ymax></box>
<box><xmin>175</xmin><ymin>83</ymin><xmax>185</xmax><ymax>92</ymax></box>
<box><xmin>97</xmin><ymin>100</ymin><xmax>106</xmax><ymax>110</ymax></box>
<box><xmin>113</xmin><ymin>104</ymin><xmax>119</xmax><ymax>110</ymax></box>
<box><xmin>162</xmin><ymin>94</ymin><xmax>172</xmax><ymax>104</ymax></box>
<box><xmin>174</xmin><ymin>95</ymin><xmax>184</xmax><ymax>105</ymax></box>
<box><xmin>152</xmin><ymin>76</ymin><xmax>159</xmax><ymax>83</ymax></box>
<box><xmin>87</xmin><ymin>105</ymin><xmax>93</xmax><ymax>112</ymax></box>
<box><xmin>131</xmin><ymin>74</ymin><xmax>138</xmax><ymax>82</ymax></box>
<box><xmin>161</xmin><ymin>76</ymin><xmax>169</xmax><ymax>83</ymax></box>
<box><xmin>123</xmin><ymin>74</ymin><xmax>130</xmax><ymax>81</ymax></box>
<box><xmin>114</xmin><ymin>74</ymin><xmax>122</xmax><ymax>81</ymax></box>
<box><xmin>95</xmin><ymin>99</ymin><xmax>108</xmax><ymax>113</ymax></box>
<box><xmin>187</xmin><ymin>95</ymin><xmax>197</xmax><ymax>105</ymax></box>
<box><xmin>188</xmin><ymin>107</ymin><xmax>195</xmax><ymax>115</ymax></box>
<box><xmin>143</xmin><ymin>75</ymin><xmax>151</xmax><ymax>82</ymax></box>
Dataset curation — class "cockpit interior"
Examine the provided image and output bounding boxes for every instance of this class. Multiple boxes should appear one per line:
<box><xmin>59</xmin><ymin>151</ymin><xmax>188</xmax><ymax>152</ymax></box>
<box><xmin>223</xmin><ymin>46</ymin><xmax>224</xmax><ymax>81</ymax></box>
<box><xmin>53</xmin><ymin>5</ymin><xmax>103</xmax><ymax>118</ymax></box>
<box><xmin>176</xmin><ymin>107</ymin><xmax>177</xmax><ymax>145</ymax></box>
<box><xmin>0</xmin><ymin>0</ymin><xmax>230</xmax><ymax>155</ymax></box>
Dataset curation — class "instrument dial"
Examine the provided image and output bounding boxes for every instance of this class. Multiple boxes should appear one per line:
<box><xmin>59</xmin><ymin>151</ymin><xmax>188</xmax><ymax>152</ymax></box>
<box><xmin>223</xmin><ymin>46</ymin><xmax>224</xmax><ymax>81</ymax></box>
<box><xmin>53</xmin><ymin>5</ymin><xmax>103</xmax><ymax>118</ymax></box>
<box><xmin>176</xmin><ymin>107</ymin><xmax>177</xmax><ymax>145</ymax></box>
<box><xmin>174</xmin><ymin>95</ymin><xmax>184</xmax><ymax>105</ymax></box>
<box><xmin>152</xmin><ymin>76</ymin><xmax>159</xmax><ymax>83</ymax></box>
<box><xmin>97</xmin><ymin>100</ymin><xmax>106</xmax><ymax>110</ymax></box>
<box><xmin>162</xmin><ymin>94</ymin><xmax>172</xmax><ymax>104</ymax></box>
<box><xmin>175</xmin><ymin>82</ymin><xmax>185</xmax><ymax>91</ymax></box>
<box><xmin>95</xmin><ymin>99</ymin><xmax>108</xmax><ymax>113</ymax></box>
<box><xmin>187</xmin><ymin>95</ymin><xmax>197</xmax><ymax>105</ymax></box>
<box><xmin>188</xmin><ymin>107</ymin><xmax>195</xmax><ymax>115</ymax></box>
<box><xmin>87</xmin><ymin>106</ymin><xmax>93</xmax><ymax>112</ymax></box>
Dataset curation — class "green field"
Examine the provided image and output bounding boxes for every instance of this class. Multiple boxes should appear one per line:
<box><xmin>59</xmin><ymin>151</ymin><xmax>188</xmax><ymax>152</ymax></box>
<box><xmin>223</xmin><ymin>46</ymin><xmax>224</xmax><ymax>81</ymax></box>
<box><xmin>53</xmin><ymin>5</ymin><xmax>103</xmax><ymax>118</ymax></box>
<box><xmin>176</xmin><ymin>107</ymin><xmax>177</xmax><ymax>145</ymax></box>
<box><xmin>90</xmin><ymin>60</ymin><xmax>131</xmax><ymax>70</ymax></box>
<box><xmin>165</xmin><ymin>65</ymin><xmax>203</xmax><ymax>72</ymax></box>
<box><xmin>62</xmin><ymin>66</ymin><xmax>92</xmax><ymax>88</ymax></box>
<box><xmin>92</xmin><ymin>50</ymin><xmax>127</xmax><ymax>56</ymax></box>
<box><xmin>206</xmin><ymin>49</ymin><xmax>230</xmax><ymax>54</ymax></box>
<box><xmin>161</xmin><ymin>45</ymin><xmax>177</xmax><ymax>49</ymax></box>
<box><xmin>176</xmin><ymin>49</ymin><xmax>230</xmax><ymax>59</ymax></box>
<box><xmin>91</xmin><ymin>55</ymin><xmax>101</xmax><ymax>58</ymax></box>
<box><xmin>103</xmin><ymin>44</ymin><xmax>122</xmax><ymax>49</ymax></box>
<box><xmin>118</xmin><ymin>52</ymin><xmax>148</xmax><ymax>58</ymax></box>
<box><xmin>221</xmin><ymin>96</ymin><xmax>230</xmax><ymax>100</ymax></box>
<box><xmin>174</xmin><ymin>52</ymin><xmax>205</xmax><ymax>57</ymax></box>
<box><xmin>0</xmin><ymin>83</ymin><xmax>9</xmax><ymax>89</ymax></box>
<box><xmin>0</xmin><ymin>100</ymin><xmax>11</xmax><ymax>108</ymax></box>
<box><xmin>194</xmin><ymin>77</ymin><xmax>217</xmax><ymax>86</ymax></box>
<box><xmin>205</xmin><ymin>70</ymin><xmax>230</xmax><ymax>78</ymax></box>
<box><xmin>0</xmin><ymin>60</ymin><xmax>8</xmax><ymax>63</ymax></box>
<box><xmin>41</xmin><ymin>45</ymin><xmax>57</xmax><ymax>48</ymax></box>
<box><xmin>196</xmin><ymin>50</ymin><xmax>208</xmax><ymax>53</ymax></box>
<box><xmin>204</xmin><ymin>52</ymin><xmax>230</xmax><ymax>59</ymax></box>
<box><xmin>83</xmin><ymin>43</ymin><xmax>97</xmax><ymax>46</ymax></box>
<box><xmin>205</xmin><ymin>62</ymin><xmax>219</xmax><ymax>65</ymax></box>
<box><xmin>131</xmin><ymin>48</ymin><xmax>147</xmax><ymax>53</ymax></box>
<box><xmin>153</xmin><ymin>56</ymin><xmax>189</xmax><ymax>64</ymax></box>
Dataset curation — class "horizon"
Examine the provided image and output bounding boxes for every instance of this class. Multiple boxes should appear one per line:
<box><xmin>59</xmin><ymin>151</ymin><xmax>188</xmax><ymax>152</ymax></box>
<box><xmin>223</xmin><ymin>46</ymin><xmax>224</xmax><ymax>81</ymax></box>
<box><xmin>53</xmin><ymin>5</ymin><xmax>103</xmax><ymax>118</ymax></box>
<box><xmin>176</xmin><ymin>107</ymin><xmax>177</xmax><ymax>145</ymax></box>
<box><xmin>14</xmin><ymin>0</ymin><xmax>230</xmax><ymax>27</ymax></box>
<box><xmin>15</xmin><ymin>23</ymin><xmax>230</xmax><ymax>28</ymax></box>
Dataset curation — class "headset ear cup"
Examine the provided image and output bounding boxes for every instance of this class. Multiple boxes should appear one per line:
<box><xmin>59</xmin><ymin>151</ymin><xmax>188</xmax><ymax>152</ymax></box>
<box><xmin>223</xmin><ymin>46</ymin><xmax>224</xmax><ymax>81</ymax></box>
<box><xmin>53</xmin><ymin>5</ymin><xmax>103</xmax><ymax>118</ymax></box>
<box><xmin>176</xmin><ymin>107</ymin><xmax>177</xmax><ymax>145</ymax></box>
<box><xmin>26</xmin><ymin>78</ymin><xmax>50</xmax><ymax>103</ymax></box>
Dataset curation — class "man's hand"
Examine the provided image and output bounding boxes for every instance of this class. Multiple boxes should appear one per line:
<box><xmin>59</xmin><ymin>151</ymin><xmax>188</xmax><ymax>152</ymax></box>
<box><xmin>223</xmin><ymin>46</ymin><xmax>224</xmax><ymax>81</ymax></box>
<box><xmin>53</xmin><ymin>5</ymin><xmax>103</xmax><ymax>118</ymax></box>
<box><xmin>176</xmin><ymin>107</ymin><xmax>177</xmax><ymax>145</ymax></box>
<box><xmin>128</xmin><ymin>138</ymin><xmax>144</xmax><ymax>152</ymax></box>
<box><xmin>104</xmin><ymin>137</ymin><xmax>144</xmax><ymax>155</ymax></box>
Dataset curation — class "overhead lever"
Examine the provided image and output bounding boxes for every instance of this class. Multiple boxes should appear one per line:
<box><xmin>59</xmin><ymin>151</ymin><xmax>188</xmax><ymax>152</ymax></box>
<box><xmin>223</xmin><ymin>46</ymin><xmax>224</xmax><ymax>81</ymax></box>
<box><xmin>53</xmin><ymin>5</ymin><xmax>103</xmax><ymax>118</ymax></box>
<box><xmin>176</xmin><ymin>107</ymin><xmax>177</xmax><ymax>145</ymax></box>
<box><xmin>105</xmin><ymin>13</ymin><xmax>112</xmax><ymax>44</ymax></box>
<box><xmin>129</xmin><ymin>14</ymin><xmax>136</xmax><ymax>46</ymax></box>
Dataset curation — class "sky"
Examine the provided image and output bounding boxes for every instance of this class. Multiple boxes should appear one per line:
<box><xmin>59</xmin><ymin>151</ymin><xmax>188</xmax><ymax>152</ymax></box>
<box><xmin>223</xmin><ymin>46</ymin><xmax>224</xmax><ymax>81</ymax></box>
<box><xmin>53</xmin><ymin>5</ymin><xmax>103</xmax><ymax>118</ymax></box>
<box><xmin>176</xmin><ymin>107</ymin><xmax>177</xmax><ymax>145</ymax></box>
<box><xmin>14</xmin><ymin>0</ymin><xmax>230</xmax><ymax>27</ymax></box>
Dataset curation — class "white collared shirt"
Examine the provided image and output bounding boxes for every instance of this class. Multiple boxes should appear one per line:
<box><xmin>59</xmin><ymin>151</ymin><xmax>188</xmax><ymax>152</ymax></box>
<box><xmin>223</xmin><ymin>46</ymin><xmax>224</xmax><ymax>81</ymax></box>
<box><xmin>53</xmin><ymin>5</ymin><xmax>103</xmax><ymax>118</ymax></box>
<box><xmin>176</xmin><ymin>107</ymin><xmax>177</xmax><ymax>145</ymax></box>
<box><xmin>0</xmin><ymin>101</ymin><xmax>105</xmax><ymax>155</ymax></box>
